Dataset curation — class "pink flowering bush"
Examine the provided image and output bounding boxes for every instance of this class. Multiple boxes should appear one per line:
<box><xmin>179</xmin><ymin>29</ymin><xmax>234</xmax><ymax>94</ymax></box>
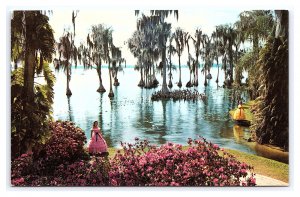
<box><xmin>33</xmin><ymin>121</ymin><xmax>89</xmax><ymax>174</ymax></box>
<box><xmin>51</xmin><ymin>157</ymin><xmax>110</xmax><ymax>186</ymax></box>
<box><xmin>109</xmin><ymin>137</ymin><xmax>256</xmax><ymax>186</ymax></box>
<box><xmin>11</xmin><ymin>121</ymin><xmax>90</xmax><ymax>186</ymax></box>
<box><xmin>11</xmin><ymin>153</ymin><xmax>33</xmax><ymax>186</ymax></box>
<box><xmin>12</xmin><ymin>131</ymin><xmax>256</xmax><ymax>187</ymax></box>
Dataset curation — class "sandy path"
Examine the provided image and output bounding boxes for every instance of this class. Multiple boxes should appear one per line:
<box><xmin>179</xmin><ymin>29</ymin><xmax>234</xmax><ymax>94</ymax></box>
<box><xmin>255</xmin><ymin>174</ymin><xmax>288</xmax><ymax>186</ymax></box>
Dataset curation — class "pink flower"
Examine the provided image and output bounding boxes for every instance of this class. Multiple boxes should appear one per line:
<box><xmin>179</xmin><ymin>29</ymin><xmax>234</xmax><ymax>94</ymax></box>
<box><xmin>139</xmin><ymin>158</ymin><xmax>147</xmax><ymax>166</ymax></box>
<box><xmin>20</xmin><ymin>154</ymin><xmax>28</xmax><ymax>158</ymax></box>
<box><xmin>213</xmin><ymin>178</ymin><xmax>219</xmax><ymax>186</ymax></box>
<box><xmin>147</xmin><ymin>166</ymin><xmax>153</xmax><ymax>172</ymax></box>
<box><xmin>111</xmin><ymin>179</ymin><xmax>118</xmax><ymax>186</ymax></box>
<box><xmin>213</xmin><ymin>144</ymin><xmax>219</xmax><ymax>149</ymax></box>
<box><xmin>240</xmin><ymin>169</ymin><xmax>247</xmax><ymax>174</ymax></box>
<box><xmin>170</xmin><ymin>181</ymin><xmax>179</xmax><ymax>186</ymax></box>
<box><xmin>250</xmin><ymin>177</ymin><xmax>256</xmax><ymax>185</ymax></box>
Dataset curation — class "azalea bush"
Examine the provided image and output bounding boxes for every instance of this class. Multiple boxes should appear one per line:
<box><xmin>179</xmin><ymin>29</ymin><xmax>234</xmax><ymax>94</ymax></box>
<box><xmin>11</xmin><ymin>121</ymin><xmax>90</xmax><ymax>185</ymax></box>
<box><xmin>51</xmin><ymin>157</ymin><xmax>110</xmax><ymax>186</ymax></box>
<box><xmin>12</xmin><ymin>130</ymin><xmax>256</xmax><ymax>186</ymax></box>
<box><xmin>11</xmin><ymin>153</ymin><xmax>34</xmax><ymax>186</ymax></box>
<box><xmin>109</xmin><ymin>137</ymin><xmax>256</xmax><ymax>186</ymax></box>
<box><xmin>33</xmin><ymin>121</ymin><xmax>89</xmax><ymax>174</ymax></box>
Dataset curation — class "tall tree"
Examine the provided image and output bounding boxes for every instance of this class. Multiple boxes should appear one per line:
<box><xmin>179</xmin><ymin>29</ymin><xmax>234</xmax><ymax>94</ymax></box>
<box><xmin>251</xmin><ymin>10</ymin><xmax>288</xmax><ymax>149</ymax></box>
<box><xmin>111</xmin><ymin>46</ymin><xmax>125</xmax><ymax>86</ymax></box>
<box><xmin>235</xmin><ymin>10</ymin><xmax>274</xmax><ymax>94</ymax></box>
<box><xmin>128</xmin><ymin>30</ymin><xmax>145</xmax><ymax>87</ymax></box>
<box><xmin>54</xmin><ymin>11</ymin><xmax>78</xmax><ymax>96</ymax></box>
<box><xmin>211</xmin><ymin>29</ymin><xmax>221</xmax><ymax>84</ymax></box>
<box><xmin>102</xmin><ymin>28</ymin><xmax>114</xmax><ymax>97</ymax></box>
<box><xmin>200</xmin><ymin>34</ymin><xmax>212</xmax><ymax>86</ymax></box>
<box><xmin>191</xmin><ymin>28</ymin><xmax>202</xmax><ymax>86</ymax></box>
<box><xmin>78</xmin><ymin>24</ymin><xmax>111</xmax><ymax>92</ymax></box>
<box><xmin>173</xmin><ymin>27</ymin><xmax>185</xmax><ymax>88</ymax></box>
<box><xmin>11</xmin><ymin>11</ymin><xmax>55</xmax><ymax>157</ymax></box>
<box><xmin>135</xmin><ymin>10</ymin><xmax>178</xmax><ymax>93</ymax></box>
<box><xmin>167</xmin><ymin>35</ymin><xmax>176</xmax><ymax>88</ymax></box>
<box><xmin>11</xmin><ymin>11</ymin><xmax>55</xmax><ymax>102</ymax></box>
<box><xmin>184</xmin><ymin>32</ymin><xmax>193</xmax><ymax>87</ymax></box>
<box><xmin>235</xmin><ymin>10</ymin><xmax>274</xmax><ymax>61</ymax></box>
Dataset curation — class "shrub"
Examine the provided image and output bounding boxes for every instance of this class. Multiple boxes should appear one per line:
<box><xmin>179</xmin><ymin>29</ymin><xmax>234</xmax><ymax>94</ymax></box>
<box><xmin>33</xmin><ymin>121</ymin><xmax>89</xmax><ymax>174</ymax></box>
<box><xmin>11</xmin><ymin>121</ymin><xmax>90</xmax><ymax>186</ymax></box>
<box><xmin>52</xmin><ymin>157</ymin><xmax>110</xmax><ymax>186</ymax></box>
<box><xmin>109</xmin><ymin>137</ymin><xmax>256</xmax><ymax>186</ymax></box>
<box><xmin>12</xmin><ymin>134</ymin><xmax>256</xmax><ymax>187</ymax></box>
<box><xmin>11</xmin><ymin>153</ymin><xmax>34</xmax><ymax>186</ymax></box>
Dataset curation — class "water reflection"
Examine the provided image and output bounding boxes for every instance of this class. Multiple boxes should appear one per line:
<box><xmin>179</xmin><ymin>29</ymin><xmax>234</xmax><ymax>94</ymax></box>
<box><xmin>52</xmin><ymin>66</ymin><xmax>287</xmax><ymax>163</ymax></box>
<box><xmin>233</xmin><ymin>125</ymin><xmax>245</xmax><ymax>143</ymax></box>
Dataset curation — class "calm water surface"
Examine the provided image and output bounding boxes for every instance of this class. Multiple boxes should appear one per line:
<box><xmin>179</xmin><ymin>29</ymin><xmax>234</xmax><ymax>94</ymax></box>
<box><xmin>52</xmin><ymin>66</ymin><xmax>287</xmax><ymax>163</ymax></box>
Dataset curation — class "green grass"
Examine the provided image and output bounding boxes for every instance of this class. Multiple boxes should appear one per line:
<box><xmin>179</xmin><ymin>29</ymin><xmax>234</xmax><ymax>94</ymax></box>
<box><xmin>224</xmin><ymin>149</ymin><xmax>289</xmax><ymax>183</ymax></box>
<box><xmin>105</xmin><ymin>146</ymin><xmax>288</xmax><ymax>183</ymax></box>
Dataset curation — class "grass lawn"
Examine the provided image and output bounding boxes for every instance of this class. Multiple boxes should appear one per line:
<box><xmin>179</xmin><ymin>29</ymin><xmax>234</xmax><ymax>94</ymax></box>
<box><xmin>224</xmin><ymin>149</ymin><xmax>288</xmax><ymax>183</ymax></box>
<box><xmin>105</xmin><ymin>145</ymin><xmax>288</xmax><ymax>183</ymax></box>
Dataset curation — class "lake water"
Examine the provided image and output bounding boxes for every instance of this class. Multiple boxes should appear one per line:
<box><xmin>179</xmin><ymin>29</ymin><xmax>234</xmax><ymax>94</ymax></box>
<box><xmin>52</xmin><ymin>65</ymin><xmax>288</xmax><ymax>163</ymax></box>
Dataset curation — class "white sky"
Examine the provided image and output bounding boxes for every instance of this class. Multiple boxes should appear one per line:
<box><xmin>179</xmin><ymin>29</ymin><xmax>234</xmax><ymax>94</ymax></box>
<box><xmin>49</xmin><ymin>9</ymin><xmax>242</xmax><ymax>65</ymax></box>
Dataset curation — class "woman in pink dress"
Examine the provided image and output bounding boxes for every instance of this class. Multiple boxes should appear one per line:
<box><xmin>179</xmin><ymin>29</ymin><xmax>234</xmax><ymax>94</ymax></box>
<box><xmin>88</xmin><ymin>121</ymin><xmax>107</xmax><ymax>155</ymax></box>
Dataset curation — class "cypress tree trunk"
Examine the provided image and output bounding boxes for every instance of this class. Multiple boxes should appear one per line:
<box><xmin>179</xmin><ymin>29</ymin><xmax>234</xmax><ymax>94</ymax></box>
<box><xmin>97</xmin><ymin>63</ymin><xmax>106</xmax><ymax>92</ymax></box>
<box><xmin>66</xmin><ymin>64</ymin><xmax>72</xmax><ymax>96</ymax></box>
<box><xmin>178</xmin><ymin>55</ymin><xmax>182</xmax><ymax>87</ymax></box>
<box><xmin>194</xmin><ymin>55</ymin><xmax>199</xmax><ymax>86</ymax></box>
<box><xmin>161</xmin><ymin>48</ymin><xmax>169</xmax><ymax>93</ymax></box>
<box><xmin>108</xmin><ymin>61</ymin><xmax>114</xmax><ymax>97</ymax></box>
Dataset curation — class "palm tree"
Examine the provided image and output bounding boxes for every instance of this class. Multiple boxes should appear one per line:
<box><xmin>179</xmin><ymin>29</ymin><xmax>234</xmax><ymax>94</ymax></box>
<box><xmin>11</xmin><ymin>11</ymin><xmax>55</xmax><ymax>102</ymax></box>
<box><xmin>173</xmin><ymin>28</ymin><xmax>185</xmax><ymax>88</ymax></box>
<box><xmin>251</xmin><ymin>10</ymin><xmax>288</xmax><ymax>149</ymax></box>
<box><xmin>191</xmin><ymin>28</ymin><xmax>202</xmax><ymax>86</ymax></box>
<box><xmin>235</xmin><ymin>10</ymin><xmax>274</xmax><ymax>60</ymax></box>
<box><xmin>234</xmin><ymin>10</ymin><xmax>274</xmax><ymax>91</ymax></box>
<box><xmin>11</xmin><ymin>11</ymin><xmax>56</xmax><ymax>156</ymax></box>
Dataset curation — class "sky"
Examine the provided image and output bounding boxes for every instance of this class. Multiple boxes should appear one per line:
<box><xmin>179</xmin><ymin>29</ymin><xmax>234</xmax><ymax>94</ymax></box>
<box><xmin>49</xmin><ymin>8</ymin><xmax>242</xmax><ymax>66</ymax></box>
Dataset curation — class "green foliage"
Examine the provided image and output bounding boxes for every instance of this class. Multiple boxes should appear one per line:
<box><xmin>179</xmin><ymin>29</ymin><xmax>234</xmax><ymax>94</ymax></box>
<box><xmin>250</xmin><ymin>36</ymin><xmax>288</xmax><ymax>149</ymax></box>
<box><xmin>11</xmin><ymin>64</ymin><xmax>55</xmax><ymax>158</ymax></box>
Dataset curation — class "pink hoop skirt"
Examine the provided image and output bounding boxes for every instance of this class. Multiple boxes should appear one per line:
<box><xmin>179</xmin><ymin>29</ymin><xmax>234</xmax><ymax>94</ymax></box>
<box><xmin>88</xmin><ymin>128</ymin><xmax>107</xmax><ymax>154</ymax></box>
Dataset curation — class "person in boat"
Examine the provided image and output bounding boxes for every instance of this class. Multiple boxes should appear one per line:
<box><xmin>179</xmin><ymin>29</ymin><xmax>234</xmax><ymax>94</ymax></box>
<box><xmin>233</xmin><ymin>101</ymin><xmax>246</xmax><ymax>120</ymax></box>
<box><xmin>88</xmin><ymin>121</ymin><xmax>108</xmax><ymax>155</ymax></box>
